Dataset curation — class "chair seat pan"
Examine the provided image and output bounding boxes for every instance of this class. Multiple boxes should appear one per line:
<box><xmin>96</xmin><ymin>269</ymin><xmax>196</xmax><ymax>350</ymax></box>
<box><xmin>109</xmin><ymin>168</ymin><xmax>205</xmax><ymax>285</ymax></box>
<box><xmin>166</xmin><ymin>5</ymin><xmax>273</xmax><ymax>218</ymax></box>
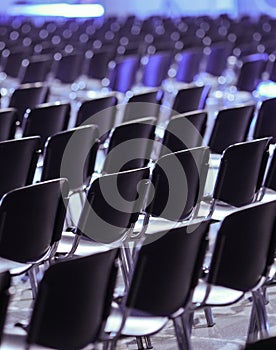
<box><xmin>0</xmin><ymin>257</ymin><xmax>32</xmax><ymax>275</ymax></box>
<box><xmin>193</xmin><ymin>280</ymin><xmax>244</xmax><ymax>306</ymax></box>
<box><xmin>105</xmin><ymin>304</ymin><xmax>168</xmax><ymax>337</ymax></box>
<box><xmin>57</xmin><ymin>231</ymin><xmax>110</xmax><ymax>257</ymax></box>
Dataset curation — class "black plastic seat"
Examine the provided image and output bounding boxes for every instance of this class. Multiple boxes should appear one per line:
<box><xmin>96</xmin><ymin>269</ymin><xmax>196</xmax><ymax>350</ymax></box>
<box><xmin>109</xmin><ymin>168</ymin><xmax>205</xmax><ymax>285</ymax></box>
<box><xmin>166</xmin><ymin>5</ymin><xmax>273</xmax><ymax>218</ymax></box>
<box><xmin>208</xmin><ymin>104</ymin><xmax>255</xmax><ymax>154</ymax></box>
<box><xmin>204</xmin><ymin>42</ymin><xmax>233</xmax><ymax>77</ymax></box>
<box><xmin>105</xmin><ymin>219</ymin><xmax>211</xmax><ymax>350</ymax></box>
<box><xmin>122</xmin><ymin>89</ymin><xmax>163</xmax><ymax>123</ymax></box>
<box><xmin>0</xmin><ymin>136</ymin><xmax>40</xmax><ymax>198</ymax></box>
<box><xmin>171</xmin><ymin>85</ymin><xmax>210</xmax><ymax>115</ymax></box>
<box><xmin>18</xmin><ymin>54</ymin><xmax>52</xmax><ymax>84</ymax></box>
<box><xmin>54</xmin><ymin>51</ymin><xmax>83</xmax><ymax>85</ymax></box>
<box><xmin>193</xmin><ymin>200</ymin><xmax>276</xmax><ymax>346</ymax></box>
<box><xmin>0</xmin><ymin>179</ymin><xmax>69</xmax><ymax>295</ymax></box>
<box><xmin>8</xmin><ymin>82</ymin><xmax>49</xmax><ymax>124</ymax></box>
<box><xmin>208</xmin><ymin>138</ymin><xmax>271</xmax><ymax>220</ymax></box>
<box><xmin>253</xmin><ymin>97</ymin><xmax>276</xmax><ymax>144</ymax></box>
<box><xmin>243</xmin><ymin>336</ymin><xmax>276</xmax><ymax>350</ymax></box>
<box><xmin>22</xmin><ymin>101</ymin><xmax>71</xmax><ymax>147</ymax></box>
<box><xmin>0</xmin><ymin>108</ymin><xmax>18</xmax><ymax>141</ymax></box>
<box><xmin>2</xmin><ymin>250</ymin><xmax>119</xmax><ymax>350</ymax></box>
<box><xmin>102</xmin><ymin>117</ymin><xmax>156</xmax><ymax>174</ymax></box>
<box><xmin>159</xmin><ymin>110</ymin><xmax>207</xmax><ymax>157</ymax></box>
<box><xmin>75</xmin><ymin>95</ymin><xmax>118</xmax><ymax>143</ymax></box>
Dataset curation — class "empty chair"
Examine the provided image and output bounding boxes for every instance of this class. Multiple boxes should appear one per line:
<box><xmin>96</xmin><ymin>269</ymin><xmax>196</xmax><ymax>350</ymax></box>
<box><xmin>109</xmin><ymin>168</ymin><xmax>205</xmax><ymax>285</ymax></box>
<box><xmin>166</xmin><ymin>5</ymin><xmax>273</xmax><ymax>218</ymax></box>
<box><xmin>22</xmin><ymin>101</ymin><xmax>71</xmax><ymax>147</ymax></box>
<box><xmin>171</xmin><ymin>85</ymin><xmax>210</xmax><ymax>116</ymax></box>
<box><xmin>193</xmin><ymin>200</ymin><xmax>276</xmax><ymax>346</ymax></box>
<box><xmin>141</xmin><ymin>51</ymin><xmax>172</xmax><ymax>87</ymax></box>
<box><xmin>243</xmin><ymin>336</ymin><xmax>276</xmax><ymax>350</ymax></box>
<box><xmin>159</xmin><ymin>110</ymin><xmax>208</xmax><ymax>157</ymax></box>
<box><xmin>0</xmin><ymin>179</ymin><xmax>69</xmax><ymax>296</ymax></box>
<box><xmin>0</xmin><ymin>108</ymin><xmax>17</xmax><ymax>141</ymax></box>
<box><xmin>105</xmin><ymin>219</ymin><xmax>211</xmax><ymax>350</ymax></box>
<box><xmin>236</xmin><ymin>53</ymin><xmax>269</xmax><ymax>93</ymax></box>
<box><xmin>0</xmin><ymin>271</ymin><xmax>11</xmax><ymax>347</ymax></box>
<box><xmin>84</xmin><ymin>48</ymin><xmax>114</xmax><ymax>82</ymax></box>
<box><xmin>208</xmin><ymin>104</ymin><xmax>255</xmax><ymax>154</ymax></box>
<box><xmin>2</xmin><ymin>250</ymin><xmax>119</xmax><ymax>350</ymax></box>
<box><xmin>208</xmin><ymin>138</ymin><xmax>271</xmax><ymax>219</ymax></box>
<box><xmin>54</xmin><ymin>52</ymin><xmax>83</xmax><ymax>85</ymax></box>
<box><xmin>204</xmin><ymin>42</ymin><xmax>233</xmax><ymax>77</ymax></box>
<box><xmin>0</xmin><ymin>49</ymin><xmax>29</xmax><ymax>80</ymax></box>
<box><xmin>135</xmin><ymin>147</ymin><xmax>210</xmax><ymax>239</ymax></box>
<box><xmin>175</xmin><ymin>47</ymin><xmax>204</xmax><ymax>83</ymax></box>
<box><xmin>102</xmin><ymin>117</ymin><xmax>156</xmax><ymax>174</ymax></box>
<box><xmin>8</xmin><ymin>82</ymin><xmax>49</xmax><ymax>124</ymax></box>
<box><xmin>75</xmin><ymin>95</ymin><xmax>117</xmax><ymax>143</ymax></box>
<box><xmin>18</xmin><ymin>54</ymin><xmax>52</xmax><ymax>84</ymax></box>
<box><xmin>122</xmin><ymin>89</ymin><xmax>163</xmax><ymax>123</ymax></box>
<box><xmin>108</xmin><ymin>55</ymin><xmax>140</xmax><ymax>93</ymax></box>
<box><xmin>253</xmin><ymin>97</ymin><xmax>276</xmax><ymax>144</ymax></box>
<box><xmin>0</xmin><ymin>136</ymin><xmax>40</xmax><ymax>198</ymax></box>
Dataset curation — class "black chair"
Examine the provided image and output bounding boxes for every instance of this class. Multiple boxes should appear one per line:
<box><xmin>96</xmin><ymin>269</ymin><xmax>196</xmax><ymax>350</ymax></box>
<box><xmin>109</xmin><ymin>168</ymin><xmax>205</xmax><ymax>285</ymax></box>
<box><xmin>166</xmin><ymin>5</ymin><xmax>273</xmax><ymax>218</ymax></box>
<box><xmin>236</xmin><ymin>53</ymin><xmax>269</xmax><ymax>93</ymax></box>
<box><xmin>105</xmin><ymin>219</ymin><xmax>211</xmax><ymax>350</ymax></box>
<box><xmin>122</xmin><ymin>89</ymin><xmax>163</xmax><ymax>123</ymax></box>
<box><xmin>0</xmin><ymin>108</ymin><xmax>18</xmax><ymax>141</ymax></box>
<box><xmin>204</xmin><ymin>42</ymin><xmax>233</xmax><ymax>77</ymax></box>
<box><xmin>18</xmin><ymin>54</ymin><xmax>52</xmax><ymax>84</ymax></box>
<box><xmin>0</xmin><ymin>179</ymin><xmax>69</xmax><ymax>296</ymax></box>
<box><xmin>108</xmin><ymin>55</ymin><xmax>140</xmax><ymax>93</ymax></box>
<box><xmin>0</xmin><ymin>136</ymin><xmax>41</xmax><ymax>198</ymax></box>
<box><xmin>159</xmin><ymin>110</ymin><xmax>207</xmax><ymax>157</ymax></box>
<box><xmin>141</xmin><ymin>51</ymin><xmax>172</xmax><ymax>87</ymax></box>
<box><xmin>102</xmin><ymin>117</ymin><xmax>156</xmax><ymax>174</ymax></box>
<box><xmin>208</xmin><ymin>104</ymin><xmax>255</xmax><ymax>154</ymax></box>
<box><xmin>75</xmin><ymin>95</ymin><xmax>118</xmax><ymax>144</ymax></box>
<box><xmin>243</xmin><ymin>336</ymin><xmax>276</xmax><ymax>350</ymax></box>
<box><xmin>54</xmin><ymin>51</ymin><xmax>83</xmax><ymax>85</ymax></box>
<box><xmin>22</xmin><ymin>101</ymin><xmax>71</xmax><ymax>147</ymax></box>
<box><xmin>0</xmin><ymin>271</ymin><xmax>11</xmax><ymax>347</ymax></box>
<box><xmin>175</xmin><ymin>48</ymin><xmax>204</xmax><ymax>83</ymax></box>
<box><xmin>2</xmin><ymin>250</ymin><xmax>119</xmax><ymax>350</ymax></box>
<box><xmin>208</xmin><ymin>138</ymin><xmax>271</xmax><ymax>220</ymax></box>
<box><xmin>8</xmin><ymin>82</ymin><xmax>49</xmax><ymax>124</ymax></box>
<box><xmin>193</xmin><ymin>200</ymin><xmax>276</xmax><ymax>346</ymax></box>
<box><xmin>171</xmin><ymin>85</ymin><xmax>210</xmax><ymax>116</ymax></box>
<box><xmin>136</xmin><ymin>147</ymin><xmax>210</xmax><ymax>240</ymax></box>
<box><xmin>253</xmin><ymin>97</ymin><xmax>276</xmax><ymax>144</ymax></box>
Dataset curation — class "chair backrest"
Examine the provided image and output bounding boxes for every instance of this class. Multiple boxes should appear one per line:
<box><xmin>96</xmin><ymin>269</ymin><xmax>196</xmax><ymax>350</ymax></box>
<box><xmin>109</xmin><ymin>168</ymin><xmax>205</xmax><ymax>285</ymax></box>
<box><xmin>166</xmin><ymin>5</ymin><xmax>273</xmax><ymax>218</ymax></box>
<box><xmin>41</xmin><ymin>125</ymin><xmax>99</xmax><ymax>192</ymax></box>
<box><xmin>207</xmin><ymin>200</ymin><xmax>276</xmax><ymax>291</ymax></box>
<box><xmin>205</xmin><ymin>42</ymin><xmax>233</xmax><ymax>77</ymax></box>
<box><xmin>253</xmin><ymin>97</ymin><xmax>276</xmax><ymax>144</ymax></box>
<box><xmin>175</xmin><ymin>47</ymin><xmax>204</xmax><ymax>83</ymax></box>
<box><xmin>103</xmin><ymin>117</ymin><xmax>156</xmax><ymax>174</ymax></box>
<box><xmin>0</xmin><ymin>271</ymin><xmax>11</xmax><ymax>346</ymax></box>
<box><xmin>160</xmin><ymin>110</ymin><xmax>207</xmax><ymax>157</ymax></box>
<box><xmin>9</xmin><ymin>82</ymin><xmax>49</xmax><ymax>124</ymax></box>
<box><xmin>243</xmin><ymin>336</ymin><xmax>276</xmax><ymax>350</ymax></box>
<box><xmin>123</xmin><ymin>89</ymin><xmax>163</xmax><ymax>123</ymax></box>
<box><xmin>75</xmin><ymin>95</ymin><xmax>117</xmax><ymax>143</ymax></box>
<box><xmin>208</xmin><ymin>104</ymin><xmax>255</xmax><ymax>154</ymax></box>
<box><xmin>141</xmin><ymin>51</ymin><xmax>172</xmax><ymax>87</ymax></box>
<box><xmin>22</xmin><ymin>102</ymin><xmax>71</xmax><ymax>147</ymax></box>
<box><xmin>126</xmin><ymin>220</ymin><xmax>211</xmax><ymax>316</ymax></box>
<box><xmin>18</xmin><ymin>54</ymin><xmax>52</xmax><ymax>84</ymax></box>
<box><xmin>146</xmin><ymin>147</ymin><xmax>210</xmax><ymax>221</ymax></box>
<box><xmin>1</xmin><ymin>49</ymin><xmax>29</xmax><ymax>78</ymax></box>
<box><xmin>108</xmin><ymin>55</ymin><xmax>140</xmax><ymax>93</ymax></box>
<box><xmin>0</xmin><ymin>136</ymin><xmax>41</xmax><ymax>198</ymax></box>
<box><xmin>213</xmin><ymin>138</ymin><xmax>271</xmax><ymax>207</ymax></box>
<box><xmin>27</xmin><ymin>250</ymin><xmax>119</xmax><ymax>350</ymax></box>
<box><xmin>0</xmin><ymin>178</ymin><xmax>69</xmax><ymax>263</ymax></box>
<box><xmin>172</xmin><ymin>85</ymin><xmax>209</xmax><ymax>115</ymax></box>
<box><xmin>54</xmin><ymin>52</ymin><xmax>83</xmax><ymax>84</ymax></box>
<box><xmin>84</xmin><ymin>48</ymin><xmax>114</xmax><ymax>80</ymax></box>
<box><xmin>236</xmin><ymin>53</ymin><xmax>268</xmax><ymax>92</ymax></box>
<box><xmin>76</xmin><ymin>167</ymin><xmax>150</xmax><ymax>244</ymax></box>
<box><xmin>0</xmin><ymin>108</ymin><xmax>18</xmax><ymax>141</ymax></box>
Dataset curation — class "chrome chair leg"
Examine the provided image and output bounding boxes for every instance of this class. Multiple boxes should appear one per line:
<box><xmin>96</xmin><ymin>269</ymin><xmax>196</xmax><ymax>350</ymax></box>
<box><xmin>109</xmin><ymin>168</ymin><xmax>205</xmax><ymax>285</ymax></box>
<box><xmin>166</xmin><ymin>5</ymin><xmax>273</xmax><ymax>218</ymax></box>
<box><xmin>136</xmin><ymin>336</ymin><xmax>144</xmax><ymax>349</ymax></box>
<box><xmin>204</xmin><ymin>307</ymin><xmax>215</xmax><ymax>327</ymax></box>
<box><xmin>173</xmin><ymin>316</ymin><xmax>191</xmax><ymax>350</ymax></box>
<box><xmin>247</xmin><ymin>302</ymin><xmax>259</xmax><ymax>344</ymax></box>
<box><xmin>143</xmin><ymin>335</ymin><xmax>153</xmax><ymax>349</ymax></box>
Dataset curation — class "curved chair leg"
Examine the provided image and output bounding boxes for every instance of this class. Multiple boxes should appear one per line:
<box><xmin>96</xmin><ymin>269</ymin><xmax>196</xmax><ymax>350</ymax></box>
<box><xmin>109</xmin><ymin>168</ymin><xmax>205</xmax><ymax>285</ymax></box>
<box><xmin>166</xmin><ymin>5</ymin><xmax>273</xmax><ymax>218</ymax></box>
<box><xmin>247</xmin><ymin>302</ymin><xmax>259</xmax><ymax>344</ymax></box>
<box><xmin>173</xmin><ymin>316</ymin><xmax>192</xmax><ymax>350</ymax></box>
<box><xmin>28</xmin><ymin>266</ymin><xmax>38</xmax><ymax>299</ymax></box>
<box><xmin>249</xmin><ymin>289</ymin><xmax>270</xmax><ymax>342</ymax></box>
<box><xmin>143</xmin><ymin>336</ymin><xmax>153</xmax><ymax>349</ymax></box>
<box><xmin>136</xmin><ymin>336</ymin><xmax>144</xmax><ymax>349</ymax></box>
